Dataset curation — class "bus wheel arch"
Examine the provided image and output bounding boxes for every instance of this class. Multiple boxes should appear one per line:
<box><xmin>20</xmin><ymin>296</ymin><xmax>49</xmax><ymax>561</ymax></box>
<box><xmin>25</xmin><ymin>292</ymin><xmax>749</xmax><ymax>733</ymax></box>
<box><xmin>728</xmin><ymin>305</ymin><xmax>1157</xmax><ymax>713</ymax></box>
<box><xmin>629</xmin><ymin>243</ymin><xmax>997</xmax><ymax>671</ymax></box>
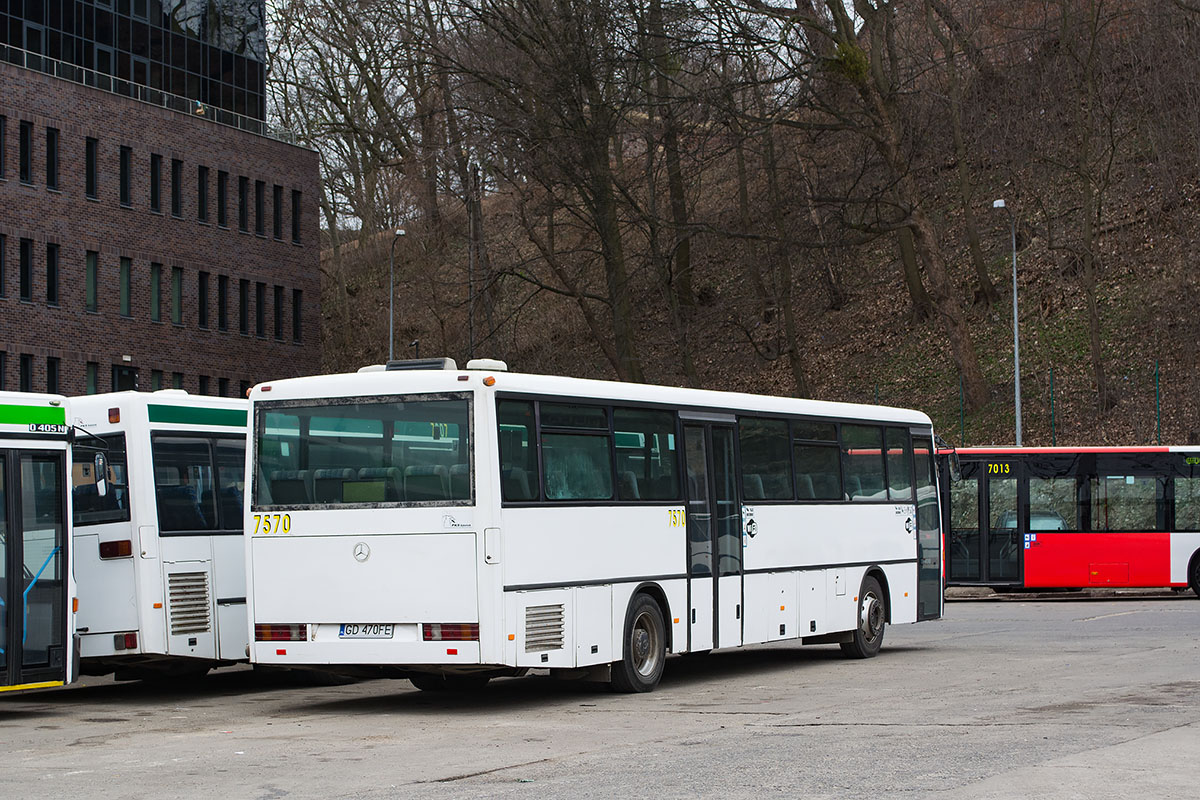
<box><xmin>841</xmin><ymin>571</ymin><xmax>887</xmax><ymax>659</ymax></box>
<box><xmin>611</xmin><ymin>589</ymin><xmax>668</xmax><ymax>693</ymax></box>
<box><xmin>1188</xmin><ymin>551</ymin><xmax>1200</xmax><ymax>598</ymax></box>
<box><xmin>627</xmin><ymin>582</ymin><xmax>673</xmax><ymax>653</ymax></box>
<box><xmin>865</xmin><ymin>566</ymin><xmax>892</xmax><ymax>624</ymax></box>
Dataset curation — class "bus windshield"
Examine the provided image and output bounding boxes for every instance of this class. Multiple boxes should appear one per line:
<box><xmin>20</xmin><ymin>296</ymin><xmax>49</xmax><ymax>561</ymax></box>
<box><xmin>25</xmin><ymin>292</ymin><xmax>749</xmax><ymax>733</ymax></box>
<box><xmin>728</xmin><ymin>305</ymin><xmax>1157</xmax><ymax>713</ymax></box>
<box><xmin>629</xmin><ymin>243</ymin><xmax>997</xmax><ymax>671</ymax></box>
<box><xmin>254</xmin><ymin>394</ymin><xmax>472</xmax><ymax>508</ymax></box>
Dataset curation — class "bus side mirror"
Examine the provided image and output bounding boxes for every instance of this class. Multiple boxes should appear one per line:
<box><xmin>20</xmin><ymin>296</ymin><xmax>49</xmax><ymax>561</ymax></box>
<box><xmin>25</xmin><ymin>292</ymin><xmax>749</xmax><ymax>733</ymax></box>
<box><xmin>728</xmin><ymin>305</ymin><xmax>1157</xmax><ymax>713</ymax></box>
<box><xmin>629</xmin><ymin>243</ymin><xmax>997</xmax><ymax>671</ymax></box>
<box><xmin>94</xmin><ymin>453</ymin><xmax>109</xmax><ymax>498</ymax></box>
<box><xmin>948</xmin><ymin>451</ymin><xmax>962</xmax><ymax>483</ymax></box>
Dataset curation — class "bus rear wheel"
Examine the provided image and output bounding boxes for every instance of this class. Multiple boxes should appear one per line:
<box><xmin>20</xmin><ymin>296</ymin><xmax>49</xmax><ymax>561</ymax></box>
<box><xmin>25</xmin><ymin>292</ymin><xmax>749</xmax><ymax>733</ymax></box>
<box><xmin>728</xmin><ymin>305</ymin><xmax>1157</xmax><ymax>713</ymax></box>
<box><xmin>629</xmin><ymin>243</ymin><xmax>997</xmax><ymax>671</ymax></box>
<box><xmin>611</xmin><ymin>594</ymin><xmax>666</xmax><ymax>693</ymax></box>
<box><xmin>1189</xmin><ymin>553</ymin><xmax>1200</xmax><ymax>598</ymax></box>
<box><xmin>840</xmin><ymin>576</ymin><xmax>886</xmax><ymax>659</ymax></box>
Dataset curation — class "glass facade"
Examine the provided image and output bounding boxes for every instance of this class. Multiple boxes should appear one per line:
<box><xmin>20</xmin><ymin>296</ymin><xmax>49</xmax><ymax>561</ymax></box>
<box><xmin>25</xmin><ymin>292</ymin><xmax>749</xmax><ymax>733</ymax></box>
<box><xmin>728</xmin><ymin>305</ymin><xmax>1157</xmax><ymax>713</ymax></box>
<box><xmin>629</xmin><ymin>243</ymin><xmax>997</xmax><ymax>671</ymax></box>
<box><xmin>1</xmin><ymin>0</ymin><xmax>267</xmax><ymax>120</ymax></box>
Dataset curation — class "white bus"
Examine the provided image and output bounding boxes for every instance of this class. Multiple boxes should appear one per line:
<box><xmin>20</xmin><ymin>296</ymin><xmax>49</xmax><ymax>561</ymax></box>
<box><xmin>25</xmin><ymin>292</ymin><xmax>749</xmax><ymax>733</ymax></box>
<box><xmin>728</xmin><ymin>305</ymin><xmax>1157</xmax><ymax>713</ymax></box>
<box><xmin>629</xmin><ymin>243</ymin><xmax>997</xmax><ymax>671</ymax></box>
<box><xmin>0</xmin><ymin>391</ymin><xmax>75</xmax><ymax>694</ymax></box>
<box><xmin>246</xmin><ymin>360</ymin><xmax>943</xmax><ymax>692</ymax></box>
<box><xmin>70</xmin><ymin>390</ymin><xmax>248</xmax><ymax>679</ymax></box>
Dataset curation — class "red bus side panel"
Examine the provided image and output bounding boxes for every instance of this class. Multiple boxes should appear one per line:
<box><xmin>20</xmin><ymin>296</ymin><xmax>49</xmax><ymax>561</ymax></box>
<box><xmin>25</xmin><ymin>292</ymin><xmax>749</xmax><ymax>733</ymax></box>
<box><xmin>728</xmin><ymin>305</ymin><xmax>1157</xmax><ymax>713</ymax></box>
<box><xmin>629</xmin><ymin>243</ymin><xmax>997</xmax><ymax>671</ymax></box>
<box><xmin>1024</xmin><ymin>533</ymin><xmax>1172</xmax><ymax>588</ymax></box>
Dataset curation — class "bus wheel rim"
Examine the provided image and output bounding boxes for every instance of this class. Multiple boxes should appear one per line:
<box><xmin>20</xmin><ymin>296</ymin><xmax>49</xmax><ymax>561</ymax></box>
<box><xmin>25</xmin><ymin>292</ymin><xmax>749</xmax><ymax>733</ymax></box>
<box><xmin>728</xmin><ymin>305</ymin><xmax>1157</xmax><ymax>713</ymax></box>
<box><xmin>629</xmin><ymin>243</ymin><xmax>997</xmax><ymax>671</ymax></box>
<box><xmin>631</xmin><ymin>612</ymin><xmax>660</xmax><ymax>677</ymax></box>
<box><xmin>860</xmin><ymin>592</ymin><xmax>883</xmax><ymax>642</ymax></box>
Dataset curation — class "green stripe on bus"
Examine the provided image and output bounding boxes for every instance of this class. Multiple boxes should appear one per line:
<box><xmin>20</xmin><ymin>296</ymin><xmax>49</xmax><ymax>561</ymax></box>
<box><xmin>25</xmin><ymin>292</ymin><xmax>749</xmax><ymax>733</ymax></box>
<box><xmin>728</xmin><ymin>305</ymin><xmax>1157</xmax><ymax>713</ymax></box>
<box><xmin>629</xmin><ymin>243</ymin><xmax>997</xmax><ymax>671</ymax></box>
<box><xmin>0</xmin><ymin>404</ymin><xmax>67</xmax><ymax>425</ymax></box>
<box><xmin>147</xmin><ymin>404</ymin><xmax>247</xmax><ymax>427</ymax></box>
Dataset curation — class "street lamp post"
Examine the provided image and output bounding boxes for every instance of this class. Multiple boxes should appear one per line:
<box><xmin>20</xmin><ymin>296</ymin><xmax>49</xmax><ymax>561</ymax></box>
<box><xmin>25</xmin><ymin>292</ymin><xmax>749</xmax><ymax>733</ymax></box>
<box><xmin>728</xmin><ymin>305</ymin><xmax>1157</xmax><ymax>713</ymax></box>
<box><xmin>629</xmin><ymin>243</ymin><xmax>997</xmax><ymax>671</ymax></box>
<box><xmin>388</xmin><ymin>229</ymin><xmax>405</xmax><ymax>362</ymax></box>
<box><xmin>993</xmin><ymin>199</ymin><xmax>1021</xmax><ymax>446</ymax></box>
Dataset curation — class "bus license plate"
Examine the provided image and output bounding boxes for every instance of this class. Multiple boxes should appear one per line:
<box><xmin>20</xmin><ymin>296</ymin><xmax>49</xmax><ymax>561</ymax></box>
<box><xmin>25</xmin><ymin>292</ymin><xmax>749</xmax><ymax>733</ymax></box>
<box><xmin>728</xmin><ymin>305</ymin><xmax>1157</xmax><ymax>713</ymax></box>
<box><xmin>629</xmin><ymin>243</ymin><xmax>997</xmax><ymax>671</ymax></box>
<box><xmin>338</xmin><ymin>624</ymin><xmax>394</xmax><ymax>639</ymax></box>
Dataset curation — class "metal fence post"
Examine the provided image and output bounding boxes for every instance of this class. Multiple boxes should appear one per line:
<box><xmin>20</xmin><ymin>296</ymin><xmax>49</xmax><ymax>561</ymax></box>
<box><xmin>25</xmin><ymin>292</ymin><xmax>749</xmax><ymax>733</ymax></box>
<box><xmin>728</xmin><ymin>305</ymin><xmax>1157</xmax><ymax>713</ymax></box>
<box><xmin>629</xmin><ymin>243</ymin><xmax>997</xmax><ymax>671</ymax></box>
<box><xmin>1050</xmin><ymin>367</ymin><xmax>1056</xmax><ymax>447</ymax></box>
<box><xmin>1155</xmin><ymin>360</ymin><xmax>1161</xmax><ymax>445</ymax></box>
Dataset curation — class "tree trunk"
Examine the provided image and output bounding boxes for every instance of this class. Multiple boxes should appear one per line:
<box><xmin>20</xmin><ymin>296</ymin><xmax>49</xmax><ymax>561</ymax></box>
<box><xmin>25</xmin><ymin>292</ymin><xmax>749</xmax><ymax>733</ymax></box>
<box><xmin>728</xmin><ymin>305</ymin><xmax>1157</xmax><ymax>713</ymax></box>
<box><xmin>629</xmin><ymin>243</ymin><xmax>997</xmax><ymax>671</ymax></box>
<box><xmin>899</xmin><ymin>227</ymin><xmax>935</xmax><ymax>321</ymax></box>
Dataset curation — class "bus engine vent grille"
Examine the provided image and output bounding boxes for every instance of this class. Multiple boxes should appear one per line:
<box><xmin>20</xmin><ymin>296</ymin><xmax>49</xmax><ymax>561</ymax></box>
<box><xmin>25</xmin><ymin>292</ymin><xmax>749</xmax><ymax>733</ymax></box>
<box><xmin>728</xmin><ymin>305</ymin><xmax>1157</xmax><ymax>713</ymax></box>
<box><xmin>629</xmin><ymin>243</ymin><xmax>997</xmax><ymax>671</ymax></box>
<box><xmin>167</xmin><ymin>571</ymin><xmax>212</xmax><ymax>635</ymax></box>
<box><xmin>524</xmin><ymin>604</ymin><xmax>565</xmax><ymax>652</ymax></box>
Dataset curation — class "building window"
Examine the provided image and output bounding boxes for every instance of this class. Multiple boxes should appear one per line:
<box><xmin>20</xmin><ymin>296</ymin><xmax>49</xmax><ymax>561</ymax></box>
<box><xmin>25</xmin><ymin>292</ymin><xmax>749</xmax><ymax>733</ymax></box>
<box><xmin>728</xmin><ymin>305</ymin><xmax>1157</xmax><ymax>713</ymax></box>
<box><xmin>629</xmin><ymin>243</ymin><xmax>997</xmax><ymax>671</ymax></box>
<box><xmin>172</xmin><ymin>372</ymin><xmax>183</xmax><ymax>389</ymax></box>
<box><xmin>86</xmin><ymin>362</ymin><xmax>98</xmax><ymax>394</ymax></box>
<box><xmin>292</xmin><ymin>289</ymin><xmax>302</xmax><ymax>341</ymax></box>
<box><xmin>198</xmin><ymin>271</ymin><xmax>209</xmax><ymax>328</ymax></box>
<box><xmin>150</xmin><ymin>262</ymin><xmax>162</xmax><ymax>321</ymax></box>
<box><xmin>171</xmin><ymin>159</ymin><xmax>182</xmax><ymax>217</ymax></box>
<box><xmin>171</xmin><ymin>266</ymin><xmax>182</xmax><ymax>324</ymax></box>
<box><xmin>46</xmin><ymin>127</ymin><xmax>59</xmax><ymax>189</ymax></box>
<box><xmin>217</xmin><ymin>171</ymin><xmax>228</xmax><ymax>227</ymax></box>
<box><xmin>86</xmin><ymin>137</ymin><xmax>98</xmax><ymax>199</ymax></box>
<box><xmin>291</xmin><ymin>190</ymin><xmax>302</xmax><ymax>244</ymax></box>
<box><xmin>46</xmin><ymin>243</ymin><xmax>59</xmax><ymax>306</ymax></box>
<box><xmin>19</xmin><ymin>354</ymin><xmax>32</xmax><ymax>392</ymax></box>
<box><xmin>255</xmin><ymin>180</ymin><xmax>265</xmax><ymax>235</ymax></box>
<box><xmin>120</xmin><ymin>146</ymin><xmax>132</xmax><ymax>206</ymax></box>
<box><xmin>46</xmin><ymin>357</ymin><xmax>60</xmax><ymax>393</ymax></box>
<box><xmin>0</xmin><ymin>352</ymin><xmax>6</xmax><ymax>390</ymax></box>
<box><xmin>272</xmin><ymin>285</ymin><xmax>283</xmax><ymax>339</ymax></box>
<box><xmin>120</xmin><ymin>257</ymin><xmax>132</xmax><ymax>317</ymax></box>
<box><xmin>238</xmin><ymin>176</ymin><xmax>248</xmax><ymax>232</ymax></box>
<box><xmin>239</xmin><ymin>278</ymin><xmax>249</xmax><ymax>334</ymax></box>
<box><xmin>19</xmin><ymin>238</ymin><xmax>32</xmax><ymax>302</ymax></box>
<box><xmin>218</xmin><ymin>275</ymin><xmax>229</xmax><ymax>331</ymax></box>
<box><xmin>19</xmin><ymin>120</ymin><xmax>32</xmax><ymax>184</ymax></box>
<box><xmin>272</xmin><ymin>184</ymin><xmax>283</xmax><ymax>239</ymax></box>
<box><xmin>198</xmin><ymin>166</ymin><xmax>209</xmax><ymax>222</ymax></box>
<box><xmin>86</xmin><ymin>251</ymin><xmax>99</xmax><ymax>312</ymax></box>
<box><xmin>0</xmin><ymin>116</ymin><xmax>6</xmax><ymax>179</ymax></box>
<box><xmin>151</xmin><ymin>370</ymin><xmax>163</xmax><ymax>391</ymax></box>
<box><xmin>198</xmin><ymin>375</ymin><xmax>210</xmax><ymax>395</ymax></box>
<box><xmin>0</xmin><ymin>234</ymin><xmax>6</xmax><ymax>297</ymax></box>
<box><xmin>255</xmin><ymin>281</ymin><xmax>265</xmax><ymax>336</ymax></box>
<box><xmin>150</xmin><ymin>153</ymin><xmax>162</xmax><ymax>212</ymax></box>
<box><xmin>218</xmin><ymin>377</ymin><xmax>229</xmax><ymax>397</ymax></box>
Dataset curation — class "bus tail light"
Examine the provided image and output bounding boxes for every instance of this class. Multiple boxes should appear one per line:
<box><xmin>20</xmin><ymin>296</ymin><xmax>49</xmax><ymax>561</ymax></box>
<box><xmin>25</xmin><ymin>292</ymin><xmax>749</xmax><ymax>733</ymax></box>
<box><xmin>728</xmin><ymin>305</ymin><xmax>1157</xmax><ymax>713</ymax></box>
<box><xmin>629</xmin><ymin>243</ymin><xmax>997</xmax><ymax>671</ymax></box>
<box><xmin>99</xmin><ymin>539</ymin><xmax>133</xmax><ymax>559</ymax></box>
<box><xmin>422</xmin><ymin>623</ymin><xmax>479</xmax><ymax>641</ymax></box>
<box><xmin>255</xmin><ymin>624</ymin><xmax>308</xmax><ymax>642</ymax></box>
<box><xmin>113</xmin><ymin>632</ymin><xmax>138</xmax><ymax>651</ymax></box>
<box><xmin>108</xmin><ymin>407</ymin><xmax>120</xmax><ymax>423</ymax></box>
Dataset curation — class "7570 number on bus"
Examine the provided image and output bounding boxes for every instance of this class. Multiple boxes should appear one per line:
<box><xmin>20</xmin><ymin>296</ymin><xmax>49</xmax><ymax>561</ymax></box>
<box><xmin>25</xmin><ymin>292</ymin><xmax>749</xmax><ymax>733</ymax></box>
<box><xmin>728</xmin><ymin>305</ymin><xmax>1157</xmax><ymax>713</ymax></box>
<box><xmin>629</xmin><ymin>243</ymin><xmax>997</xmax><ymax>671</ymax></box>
<box><xmin>253</xmin><ymin>513</ymin><xmax>291</xmax><ymax>534</ymax></box>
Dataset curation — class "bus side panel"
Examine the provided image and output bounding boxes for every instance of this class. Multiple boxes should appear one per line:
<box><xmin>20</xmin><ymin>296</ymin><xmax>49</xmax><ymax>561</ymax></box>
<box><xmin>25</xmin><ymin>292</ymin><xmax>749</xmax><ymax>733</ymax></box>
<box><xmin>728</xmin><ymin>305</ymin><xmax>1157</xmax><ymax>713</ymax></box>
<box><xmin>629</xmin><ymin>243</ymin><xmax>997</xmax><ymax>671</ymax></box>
<box><xmin>74</xmin><ymin>531</ymin><xmax>139</xmax><ymax>657</ymax></box>
<box><xmin>160</xmin><ymin>537</ymin><xmax>217</xmax><ymax>660</ymax></box>
<box><xmin>743</xmin><ymin>504</ymin><xmax>917</xmax><ymax>575</ymax></box>
<box><xmin>1025</xmin><ymin>532</ymin><xmax>1171</xmax><ymax>587</ymax></box>
<box><xmin>1169</xmin><ymin>532</ymin><xmax>1200</xmax><ymax>586</ymax></box>
<box><xmin>212</xmin><ymin>535</ymin><xmax>248</xmax><ymax>661</ymax></box>
<box><xmin>743</xmin><ymin>572</ymin><xmax>799</xmax><ymax>645</ymax></box>
<box><xmin>881</xmin><ymin>563</ymin><xmax>918</xmax><ymax>624</ymax></box>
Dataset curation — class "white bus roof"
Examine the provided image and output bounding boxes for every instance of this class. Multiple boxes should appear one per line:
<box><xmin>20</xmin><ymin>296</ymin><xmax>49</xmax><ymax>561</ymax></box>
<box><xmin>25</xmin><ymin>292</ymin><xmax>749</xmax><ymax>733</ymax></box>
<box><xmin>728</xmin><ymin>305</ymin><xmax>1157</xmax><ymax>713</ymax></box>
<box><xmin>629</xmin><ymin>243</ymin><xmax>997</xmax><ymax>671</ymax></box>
<box><xmin>251</xmin><ymin>367</ymin><xmax>932</xmax><ymax>427</ymax></box>
<box><xmin>71</xmin><ymin>390</ymin><xmax>248</xmax><ymax>430</ymax></box>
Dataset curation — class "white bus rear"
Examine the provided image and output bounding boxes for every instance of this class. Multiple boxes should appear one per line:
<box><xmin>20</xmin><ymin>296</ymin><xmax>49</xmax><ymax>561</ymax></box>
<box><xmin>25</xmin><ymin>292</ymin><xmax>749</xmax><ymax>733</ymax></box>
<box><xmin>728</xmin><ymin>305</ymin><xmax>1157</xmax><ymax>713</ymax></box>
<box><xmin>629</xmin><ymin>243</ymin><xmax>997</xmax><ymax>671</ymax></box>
<box><xmin>70</xmin><ymin>391</ymin><xmax>248</xmax><ymax>679</ymax></box>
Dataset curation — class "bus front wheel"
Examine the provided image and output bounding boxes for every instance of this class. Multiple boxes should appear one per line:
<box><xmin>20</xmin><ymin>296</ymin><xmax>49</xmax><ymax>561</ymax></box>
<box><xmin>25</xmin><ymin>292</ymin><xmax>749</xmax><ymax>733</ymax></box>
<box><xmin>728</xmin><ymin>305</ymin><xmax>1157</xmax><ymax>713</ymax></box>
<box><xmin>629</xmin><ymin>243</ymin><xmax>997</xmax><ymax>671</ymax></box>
<box><xmin>1189</xmin><ymin>553</ymin><xmax>1200</xmax><ymax>598</ymax></box>
<box><xmin>611</xmin><ymin>594</ymin><xmax>666</xmax><ymax>693</ymax></box>
<box><xmin>840</xmin><ymin>576</ymin><xmax>886</xmax><ymax>659</ymax></box>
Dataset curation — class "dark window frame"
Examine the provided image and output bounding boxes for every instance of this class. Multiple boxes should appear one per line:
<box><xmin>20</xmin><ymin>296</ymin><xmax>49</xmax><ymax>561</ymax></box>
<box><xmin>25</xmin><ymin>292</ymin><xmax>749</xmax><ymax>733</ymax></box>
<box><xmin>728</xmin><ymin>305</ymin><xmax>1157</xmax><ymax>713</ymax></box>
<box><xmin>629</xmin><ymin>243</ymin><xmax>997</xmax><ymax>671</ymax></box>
<box><xmin>45</xmin><ymin>127</ymin><xmax>59</xmax><ymax>189</ymax></box>
<box><xmin>19</xmin><ymin>120</ymin><xmax>33</xmax><ymax>184</ymax></box>
<box><xmin>170</xmin><ymin>158</ymin><xmax>183</xmax><ymax>217</ymax></box>
<box><xmin>46</xmin><ymin>242</ymin><xmax>59</xmax><ymax>306</ymax></box>
<box><xmin>150</xmin><ymin>153</ymin><xmax>162</xmax><ymax>212</ymax></box>
<box><xmin>85</xmin><ymin>137</ymin><xmax>98</xmax><ymax>199</ymax></box>
<box><xmin>119</xmin><ymin>145</ymin><xmax>132</xmax><ymax>206</ymax></box>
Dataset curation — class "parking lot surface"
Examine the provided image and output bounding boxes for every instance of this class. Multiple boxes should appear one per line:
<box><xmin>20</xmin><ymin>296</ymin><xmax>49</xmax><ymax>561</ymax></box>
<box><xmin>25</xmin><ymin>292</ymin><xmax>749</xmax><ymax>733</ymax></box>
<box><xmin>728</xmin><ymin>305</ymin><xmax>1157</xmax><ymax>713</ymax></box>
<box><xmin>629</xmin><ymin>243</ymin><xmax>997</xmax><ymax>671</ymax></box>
<box><xmin>2</xmin><ymin>597</ymin><xmax>1197</xmax><ymax>799</ymax></box>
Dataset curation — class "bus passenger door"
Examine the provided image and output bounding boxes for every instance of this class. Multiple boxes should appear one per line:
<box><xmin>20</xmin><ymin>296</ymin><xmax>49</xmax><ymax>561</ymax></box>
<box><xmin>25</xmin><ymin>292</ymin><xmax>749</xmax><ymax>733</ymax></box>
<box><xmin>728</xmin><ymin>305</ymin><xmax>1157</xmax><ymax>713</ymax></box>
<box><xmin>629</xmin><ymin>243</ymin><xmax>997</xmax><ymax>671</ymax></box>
<box><xmin>683</xmin><ymin>423</ymin><xmax>743</xmax><ymax>652</ymax></box>
<box><xmin>2</xmin><ymin>450</ymin><xmax>69</xmax><ymax>689</ymax></box>
<box><xmin>947</xmin><ymin>458</ymin><xmax>1022</xmax><ymax>585</ymax></box>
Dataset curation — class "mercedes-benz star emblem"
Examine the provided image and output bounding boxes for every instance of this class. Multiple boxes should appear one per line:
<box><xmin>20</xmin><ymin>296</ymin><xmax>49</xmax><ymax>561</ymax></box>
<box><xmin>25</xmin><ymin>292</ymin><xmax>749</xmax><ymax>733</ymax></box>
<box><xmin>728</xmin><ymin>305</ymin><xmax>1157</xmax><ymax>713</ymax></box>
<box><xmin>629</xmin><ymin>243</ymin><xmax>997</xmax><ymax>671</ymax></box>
<box><xmin>353</xmin><ymin>542</ymin><xmax>371</xmax><ymax>562</ymax></box>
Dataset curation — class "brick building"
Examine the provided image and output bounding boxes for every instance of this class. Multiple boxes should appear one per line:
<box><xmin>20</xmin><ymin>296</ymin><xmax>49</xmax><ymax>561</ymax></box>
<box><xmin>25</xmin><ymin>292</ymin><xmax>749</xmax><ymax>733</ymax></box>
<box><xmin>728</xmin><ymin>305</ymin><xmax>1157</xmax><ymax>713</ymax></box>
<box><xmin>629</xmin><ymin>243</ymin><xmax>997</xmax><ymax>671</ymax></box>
<box><xmin>0</xmin><ymin>0</ymin><xmax>319</xmax><ymax>396</ymax></box>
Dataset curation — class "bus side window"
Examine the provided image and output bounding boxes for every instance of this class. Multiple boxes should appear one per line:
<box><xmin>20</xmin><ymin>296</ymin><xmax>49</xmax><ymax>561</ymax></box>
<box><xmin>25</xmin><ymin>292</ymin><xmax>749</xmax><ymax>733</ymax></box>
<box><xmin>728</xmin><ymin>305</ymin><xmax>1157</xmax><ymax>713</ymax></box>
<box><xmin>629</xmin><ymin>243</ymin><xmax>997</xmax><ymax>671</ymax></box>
<box><xmin>738</xmin><ymin>418</ymin><xmax>791</xmax><ymax>500</ymax></box>
<box><xmin>497</xmin><ymin>400</ymin><xmax>537</xmax><ymax>502</ymax></box>
<box><xmin>614</xmin><ymin>408</ymin><xmax>679</xmax><ymax>501</ymax></box>
<box><xmin>72</xmin><ymin>435</ymin><xmax>130</xmax><ymax>526</ymax></box>
<box><xmin>842</xmin><ymin>424</ymin><xmax>886</xmax><ymax>501</ymax></box>
<box><xmin>886</xmin><ymin>427</ymin><xmax>914</xmax><ymax>502</ymax></box>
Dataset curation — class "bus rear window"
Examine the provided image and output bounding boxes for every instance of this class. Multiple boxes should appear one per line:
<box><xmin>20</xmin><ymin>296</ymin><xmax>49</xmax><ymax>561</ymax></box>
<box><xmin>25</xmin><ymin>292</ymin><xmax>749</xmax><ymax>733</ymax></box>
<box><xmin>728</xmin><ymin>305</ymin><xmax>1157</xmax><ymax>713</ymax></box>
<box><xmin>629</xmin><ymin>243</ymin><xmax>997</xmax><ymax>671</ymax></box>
<box><xmin>72</xmin><ymin>434</ymin><xmax>130</xmax><ymax>526</ymax></box>
<box><xmin>254</xmin><ymin>395</ymin><xmax>472</xmax><ymax>508</ymax></box>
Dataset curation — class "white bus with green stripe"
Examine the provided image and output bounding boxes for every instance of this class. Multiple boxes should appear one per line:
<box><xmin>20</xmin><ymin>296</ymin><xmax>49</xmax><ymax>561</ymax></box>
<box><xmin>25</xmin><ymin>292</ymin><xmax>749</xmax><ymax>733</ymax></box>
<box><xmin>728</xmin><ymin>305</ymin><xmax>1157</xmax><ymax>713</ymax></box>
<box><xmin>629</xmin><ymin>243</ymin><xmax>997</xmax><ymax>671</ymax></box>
<box><xmin>0</xmin><ymin>392</ymin><xmax>75</xmax><ymax>694</ymax></box>
<box><xmin>70</xmin><ymin>390</ymin><xmax>248</xmax><ymax>679</ymax></box>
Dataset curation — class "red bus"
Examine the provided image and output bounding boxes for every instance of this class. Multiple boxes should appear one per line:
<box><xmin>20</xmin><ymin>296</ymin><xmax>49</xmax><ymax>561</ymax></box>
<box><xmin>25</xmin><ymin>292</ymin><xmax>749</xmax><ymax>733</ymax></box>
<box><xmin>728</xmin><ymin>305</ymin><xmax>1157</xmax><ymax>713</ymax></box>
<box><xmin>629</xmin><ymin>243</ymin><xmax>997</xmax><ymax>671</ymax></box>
<box><xmin>938</xmin><ymin>447</ymin><xmax>1200</xmax><ymax>596</ymax></box>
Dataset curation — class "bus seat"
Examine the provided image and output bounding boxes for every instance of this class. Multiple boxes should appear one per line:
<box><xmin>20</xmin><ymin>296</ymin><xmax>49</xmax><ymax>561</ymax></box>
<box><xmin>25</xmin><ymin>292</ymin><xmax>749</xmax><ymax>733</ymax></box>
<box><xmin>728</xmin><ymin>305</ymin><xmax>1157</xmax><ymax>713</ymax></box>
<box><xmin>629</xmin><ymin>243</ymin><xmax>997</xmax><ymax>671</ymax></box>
<box><xmin>314</xmin><ymin>468</ymin><xmax>356</xmax><ymax>503</ymax></box>
<box><xmin>156</xmin><ymin>484</ymin><xmax>208</xmax><ymax>531</ymax></box>
<box><xmin>502</xmin><ymin>466</ymin><xmax>532</xmax><ymax>501</ymax></box>
<box><xmin>448</xmin><ymin>463</ymin><xmax>470</xmax><ymax>500</ymax></box>
<box><xmin>269</xmin><ymin>470</ymin><xmax>312</xmax><ymax>504</ymax></box>
<box><xmin>618</xmin><ymin>470</ymin><xmax>640</xmax><ymax>500</ymax></box>
<box><xmin>846</xmin><ymin>475</ymin><xmax>862</xmax><ymax>500</ymax></box>
<box><xmin>812</xmin><ymin>474</ymin><xmax>838</xmax><ymax>499</ymax></box>
<box><xmin>405</xmin><ymin>465</ymin><xmax>449</xmax><ymax>501</ymax></box>
<box><xmin>354</xmin><ymin>467</ymin><xmax>401</xmax><ymax>502</ymax></box>
<box><xmin>743</xmin><ymin>473</ymin><xmax>765</xmax><ymax>500</ymax></box>
<box><xmin>796</xmin><ymin>474</ymin><xmax>815</xmax><ymax>499</ymax></box>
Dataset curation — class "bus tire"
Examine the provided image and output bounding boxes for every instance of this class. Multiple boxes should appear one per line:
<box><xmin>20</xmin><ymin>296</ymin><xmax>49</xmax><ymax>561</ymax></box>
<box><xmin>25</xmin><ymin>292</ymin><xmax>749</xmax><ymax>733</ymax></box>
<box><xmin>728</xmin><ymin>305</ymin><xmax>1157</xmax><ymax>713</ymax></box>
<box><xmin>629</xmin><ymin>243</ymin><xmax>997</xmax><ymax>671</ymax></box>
<box><xmin>840</xmin><ymin>576</ymin><xmax>886</xmax><ymax>659</ymax></box>
<box><xmin>409</xmin><ymin>673</ymin><xmax>490</xmax><ymax>692</ymax></box>
<box><xmin>611</xmin><ymin>594</ymin><xmax>666</xmax><ymax>693</ymax></box>
<box><xmin>1189</xmin><ymin>552</ymin><xmax>1200</xmax><ymax>598</ymax></box>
